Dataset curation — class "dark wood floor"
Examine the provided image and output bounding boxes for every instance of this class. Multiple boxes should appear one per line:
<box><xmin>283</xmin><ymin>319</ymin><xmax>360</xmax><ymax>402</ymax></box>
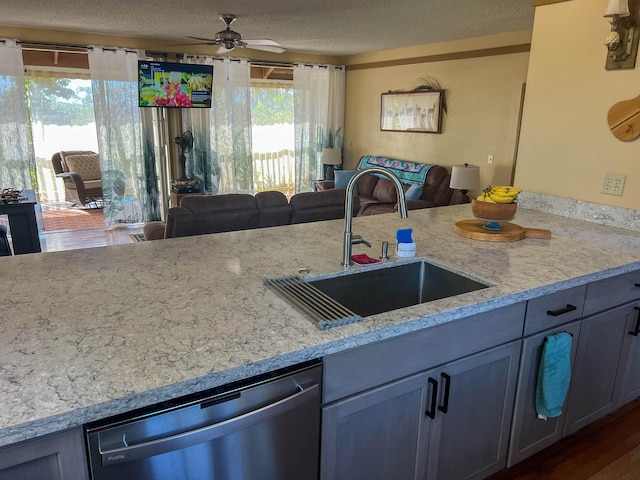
<box><xmin>489</xmin><ymin>397</ymin><xmax>640</xmax><ymax>479</ymax></box>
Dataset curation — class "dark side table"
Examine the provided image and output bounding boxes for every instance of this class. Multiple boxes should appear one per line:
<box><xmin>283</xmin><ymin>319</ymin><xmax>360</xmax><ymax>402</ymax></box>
<box><xmin>0</xmin><ymin>193</ymin><xmax>41</xmax><ymax>255</ymax></box>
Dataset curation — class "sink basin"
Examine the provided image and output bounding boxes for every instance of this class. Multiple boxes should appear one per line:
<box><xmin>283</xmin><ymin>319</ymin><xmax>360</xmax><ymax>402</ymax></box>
<box><xmin>308</xmin><ymin>260</ymin><xmax>491</xmax><ymax>317</ymax></box>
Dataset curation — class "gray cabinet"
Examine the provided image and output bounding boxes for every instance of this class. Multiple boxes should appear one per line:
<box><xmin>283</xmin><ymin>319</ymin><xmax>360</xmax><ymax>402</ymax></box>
<box><xmin>0</xmin><ymin>427</ymin><xmax>88</xmax><ymax>480</ymax></box>
<box><xmin>424</xmin><ymin>340</ymin><xmax>521</xmax><ymax>480</ymax></box>
<box><xmin>576</xmin><ymin>270</ymin><xmax>640</xmax><ymax>421</ymax></box>
<box><xmin>507</xmin><ymin>272</ymin><xmax>640</xmax><ymax>466</ymax></box>
<box><xmin>615</xmin><ymin>301</ymin><xmax>640</xmax><ymax>407</ymax></box>
<box><xmin>321</xmin><ymin>371</ymin><xmax>432</xmax><ymax>480</ymax></box>
<box><xmin>563</xmin><ymin>304</ymin><xmax>628</xmax><ymax>434</ymax></box>
<box><xmin>321</xmin><ymin>336</ymin><xmax>523</xmax><ymax>480</ymax></box>
<box><xmin>507</xmin><ymin>320</ymin><xmax>581</xmax><ymax>466</ymax></box>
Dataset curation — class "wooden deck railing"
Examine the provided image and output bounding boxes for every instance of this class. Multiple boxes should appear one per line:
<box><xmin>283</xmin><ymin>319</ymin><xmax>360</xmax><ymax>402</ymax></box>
<box><xmin>253</xmin><ymin>149</ymin><xmax>296</xmax><ymax>196</ymax></box>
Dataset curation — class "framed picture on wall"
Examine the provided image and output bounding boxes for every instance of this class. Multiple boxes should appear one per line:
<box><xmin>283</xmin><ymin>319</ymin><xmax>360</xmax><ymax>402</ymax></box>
<box><xmin>380</xmin><ymin>90</ymin><xmax>444</xmax><ymax>134</ymax></box>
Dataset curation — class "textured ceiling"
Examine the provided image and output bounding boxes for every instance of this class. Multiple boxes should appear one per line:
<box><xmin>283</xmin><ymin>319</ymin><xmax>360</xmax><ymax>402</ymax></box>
<box><xmin>0</xmin><ymin>0</ymin><xmax>535</xmax><ymax>56</ymax></box>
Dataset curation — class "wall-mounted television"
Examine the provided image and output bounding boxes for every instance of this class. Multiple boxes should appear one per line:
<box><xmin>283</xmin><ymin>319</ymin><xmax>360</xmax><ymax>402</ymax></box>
<box><xmin>138</xmin><ymin>61</ymin><xmax>214</xmax><ymax>108</ymax></box>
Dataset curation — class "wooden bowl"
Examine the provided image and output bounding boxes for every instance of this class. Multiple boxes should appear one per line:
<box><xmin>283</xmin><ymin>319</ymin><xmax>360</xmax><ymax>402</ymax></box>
<box><xmin>471</xmin><ymin>199</ymin><xmax>517</xmax><ymax>221</ymax></box>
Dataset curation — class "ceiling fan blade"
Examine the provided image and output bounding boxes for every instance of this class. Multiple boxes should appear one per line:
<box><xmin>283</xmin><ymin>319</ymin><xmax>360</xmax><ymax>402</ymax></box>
<box><xmin>187</xmin><ymin>36</ymin><xmax>218</xmax><ymax>42</ymax></box>
<box><xmin>248</xmin><ymin>45</ymin><xmax>286</xmax><ymax>54</ymax></box>
<box><xmin>244</xmin><ymin>39</ymin><xmax>282</xmax><ymax>47</ymax></box>
<box><xmin>167</xmin><ymin>41</ymin><xmax>214</xmax><ymax>47</ymax></box>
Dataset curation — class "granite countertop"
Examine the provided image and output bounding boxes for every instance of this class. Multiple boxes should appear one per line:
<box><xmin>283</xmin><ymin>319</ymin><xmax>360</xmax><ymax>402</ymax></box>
<box><xmin>1</xmin><ymin>204</ymin><xmax>640</xmax><ymax>447</ymax></box>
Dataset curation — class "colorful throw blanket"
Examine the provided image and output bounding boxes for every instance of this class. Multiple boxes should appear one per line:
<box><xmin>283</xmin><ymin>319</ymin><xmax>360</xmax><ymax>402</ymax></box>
<box><xmin>357</xmin><ymin>155</ymin><xmax>434</xmax><ymax>185</ymax></box>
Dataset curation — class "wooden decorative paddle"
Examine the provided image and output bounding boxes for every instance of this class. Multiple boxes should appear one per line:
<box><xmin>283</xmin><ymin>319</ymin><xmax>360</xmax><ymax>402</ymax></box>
<box><xmin>608</xmin><ymin>94</ymin><xmax>640</xmax><ymax>142</ymax></box>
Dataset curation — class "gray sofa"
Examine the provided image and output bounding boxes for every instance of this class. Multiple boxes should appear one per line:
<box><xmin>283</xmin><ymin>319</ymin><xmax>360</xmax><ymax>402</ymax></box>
<box><xmin>143</xmin><ymin>189</ymin><xmax>360</xmax><ymax>240</ymax></box>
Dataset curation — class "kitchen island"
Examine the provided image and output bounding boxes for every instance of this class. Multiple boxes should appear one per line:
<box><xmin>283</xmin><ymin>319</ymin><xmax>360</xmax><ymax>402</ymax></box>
<box><xmin>1</xmin><ymin>203</ymin><xmax>639</xmax><ymax>450</ymax></box>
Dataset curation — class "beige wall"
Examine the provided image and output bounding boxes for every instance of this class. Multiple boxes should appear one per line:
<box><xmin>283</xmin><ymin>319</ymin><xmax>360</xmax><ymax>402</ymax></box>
<box><xmin>515</xmin><ymin>0</ymin><xmax>640</xmax><ymax>209</ymax></box>
<box><xmin>342</xmin><ymin>32</ymin><xmax>531</xmax><ymax>199</ymax></box>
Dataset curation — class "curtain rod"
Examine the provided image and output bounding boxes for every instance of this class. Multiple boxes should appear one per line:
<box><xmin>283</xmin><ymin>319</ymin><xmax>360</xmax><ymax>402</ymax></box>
<box><xmin>5</xmin><ymin>39</ymin><xmax>167</xmax><ymax>58</ymax></box>
<box><xmin>294</xmin><ymin>63</ymin><xmax>343</xmax><ymax>70</ymax></box>
<box><xmin>177</xmin><ymin>56</ymin><xmax>340</xmax><ymax>70</ymax></box>
<box><xmin>178</xmin><ymin>53</ymin><xmax>293</xmax><ymax>67</ymax></box>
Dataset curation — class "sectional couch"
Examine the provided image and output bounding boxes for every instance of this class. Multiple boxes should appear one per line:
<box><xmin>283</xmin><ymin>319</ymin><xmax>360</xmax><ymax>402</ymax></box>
<box><xmin>143</xmin><ymin>189</ymin><xmax>360</xmax><ymax>240</ymax></box>
<box><xmin>143</xmin><ymin>156</ymin><xmax>454</xmax><ymax>241</ymax></box>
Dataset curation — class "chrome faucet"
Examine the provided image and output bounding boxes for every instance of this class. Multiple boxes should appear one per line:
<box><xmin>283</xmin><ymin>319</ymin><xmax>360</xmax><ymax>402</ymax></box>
<box><xmin>342</xmin><ymin>167</ymin><xmax>408</xmax><ymax>266</ymax></box>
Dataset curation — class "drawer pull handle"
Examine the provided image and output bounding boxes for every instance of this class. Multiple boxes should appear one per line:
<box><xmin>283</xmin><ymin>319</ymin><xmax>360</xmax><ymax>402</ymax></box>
<box><xmin>630</xmin><ymin>307</ymin><xmax>640</xmax><ymax>336</ymax></box>
<box><xmin>438</xmin><ymin>372</ymin><xmax>452</xmax><ymax>414</ymax></box>
<box><xmin>547</xmin><ymin>304</ymin><xmax>577</xmax><ymax>317</ymax></box>
<box><xmin>635</xmin><ymin>283</ymin><xmax>640</xmax><ymax>287</ymax></box>
<box><xmin>426</xmin><ymin>377</ymin><xmax>438</xmax><ymax>419</ymax></box>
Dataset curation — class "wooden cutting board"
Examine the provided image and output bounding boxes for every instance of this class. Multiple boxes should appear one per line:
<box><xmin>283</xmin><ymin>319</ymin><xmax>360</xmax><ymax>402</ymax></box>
<box><xmin>454</xmin><ymin>220</ymin><xmax>551</xmax><ymax>242</ymax></box>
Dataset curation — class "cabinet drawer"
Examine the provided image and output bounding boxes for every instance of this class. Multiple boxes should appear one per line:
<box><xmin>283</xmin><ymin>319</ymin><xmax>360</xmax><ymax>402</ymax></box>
<box><xmin>584</xmin><ymin>270</ymin><xmax>640</xmax><ymax>316</ymax></box>
<box><xmin>322</xmin><ymin>302</ymin><xmax>526</xmax><ymax>404</ymax></box>
<box><xmin>524</xmin><ymin>285</ymin><xmax>586</xmax><ymax>336</ymax></box>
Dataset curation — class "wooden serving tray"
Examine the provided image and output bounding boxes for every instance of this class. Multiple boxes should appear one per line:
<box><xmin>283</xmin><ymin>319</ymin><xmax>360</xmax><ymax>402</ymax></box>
<box><xmin>454</xmin><ymin>219</ymin><xmax>551</xmax><ymax>242</ymax></box>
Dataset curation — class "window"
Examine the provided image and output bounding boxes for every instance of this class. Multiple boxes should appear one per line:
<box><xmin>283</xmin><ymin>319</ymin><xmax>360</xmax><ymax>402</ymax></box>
<box><xmin>250</xmin><ymin>66</ymin><xmax>295</xmax><ymax>197</ymax></box>
<box><xmin>27</xmin><ymin>74</ymin><xmax>98</xmax><ymax>203</ymax></box>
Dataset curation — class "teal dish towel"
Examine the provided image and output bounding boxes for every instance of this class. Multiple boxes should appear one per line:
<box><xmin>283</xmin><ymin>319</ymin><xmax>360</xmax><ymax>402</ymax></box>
<box><xmin>536</xmin><ymin>332</ymin><xmax>572</xmax><ymax>420</ymax></box>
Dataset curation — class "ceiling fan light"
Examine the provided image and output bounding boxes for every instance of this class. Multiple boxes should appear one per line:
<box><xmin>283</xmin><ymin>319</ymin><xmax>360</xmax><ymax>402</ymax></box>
<box><xmin>604</xmin><ymin>0</ymin><xmax>630</xmax><ymax>18</ymax></box>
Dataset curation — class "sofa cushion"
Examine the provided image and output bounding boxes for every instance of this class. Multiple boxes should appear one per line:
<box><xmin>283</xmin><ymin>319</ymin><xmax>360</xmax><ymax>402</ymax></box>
<box><xmin>355</xmin><ymin>173</ymin><xmax>378</xmax><ymax>197</ymax></box>
<box><xmin>290</xmin><ymin>189</ymin><xmax>359</xmax><ymax>224</ymax></box>
<box><xmin>176</xmin><ymin>194</ymin><xmax>260</xmax><ymax>236</ymax></box>
<box><xmin>255</xmin><ymin>191</ymin><xmax>292</xmax><ymax>227</ymax></box>
<box><xmin>405</xmin><ymin>184</ymin><xmax>423</xmax><ymax>200</ymax></box>
<box><xmin>372</xmin><ymin>177</ymin><xmax>401</xmax><ymax>203</ymax></box>
<box><xmin>334</xmin><ymin>170</ymin><xmax>359</xmax><ymax>194</ymax></box>
<box><xmin>143</xmin><ymin>221</ymin><xmax>166</xmax><ymax>240</ymax></box>
<box><xmin>64</xmin><ymin>154</ymin><xmax>102</xmax><ymax>181</ymax></box>
<box><xmin>357</xmin><ymin>196</ymin><xmax>388</xmax><ymax>216</ymax></box>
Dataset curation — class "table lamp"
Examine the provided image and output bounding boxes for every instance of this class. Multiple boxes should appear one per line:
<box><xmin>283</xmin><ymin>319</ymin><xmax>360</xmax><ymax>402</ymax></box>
<box><xmin>322</xmin><ymin>147</ymin><xmax>342</xmax><ymax>180</ymax></box>
<box><xmin>450</xmin><ymin>163</ymin><xmax>480</xmax><ymax>204</ymax></box>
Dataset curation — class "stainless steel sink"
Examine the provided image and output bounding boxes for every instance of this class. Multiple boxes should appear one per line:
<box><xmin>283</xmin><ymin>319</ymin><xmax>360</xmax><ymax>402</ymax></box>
<box><xmin>307</xmin><ymin>260</ymin><xmax>491</xmax><ymax>317</ymax></box>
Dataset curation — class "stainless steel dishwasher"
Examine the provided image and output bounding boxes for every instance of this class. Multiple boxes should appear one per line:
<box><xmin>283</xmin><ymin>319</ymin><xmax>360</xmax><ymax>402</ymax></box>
<box><xmin>85</xmin><ymin>362</ymin><xmax>321</xmax><ymax>480</ymax></box>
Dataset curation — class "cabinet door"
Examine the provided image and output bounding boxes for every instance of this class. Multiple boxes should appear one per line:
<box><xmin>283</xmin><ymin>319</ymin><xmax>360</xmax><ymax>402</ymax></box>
<box><xmin>321</xmin><ymin>371</ymin><xmax>432</xmax><ymax>480</ymax></box>
<box><xmin>424</xmin><ymin>340</ymin><xmax>521</xmax><ymax>480</ymax></box>
<box><xmin>615</xmin><ymin>302</ymin><xmax>640</xmax><ymax>407</ymax></box>
<box><xmin>0</xmin><ymin>428</ymin><xmax>88</xmax><ymax>480</ymax></box>
<box><xmin>507</xmin><ymin>321</ymin><xmax>581</xmax><ymax>466</ymax></box>
<box><xmin>564</xmin><ymin>305</ymin><xmax>629</xmax><ymax>435</ymax></box>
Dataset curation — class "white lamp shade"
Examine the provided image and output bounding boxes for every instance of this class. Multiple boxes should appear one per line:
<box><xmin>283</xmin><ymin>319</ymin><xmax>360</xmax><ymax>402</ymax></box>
<box><xmin>322</xmin><ymin>147</ymin><xmax>342</xmax><ymax>165</ymax></box>
<box><xmin>449</xmin><ymin>163</ymin><xmax>480</xmax><ymax>190</ymax></box>
<box><xmin>604</xmin><ymin>0</ymin><xmax>630</xmax><ymax>17</ymax></box>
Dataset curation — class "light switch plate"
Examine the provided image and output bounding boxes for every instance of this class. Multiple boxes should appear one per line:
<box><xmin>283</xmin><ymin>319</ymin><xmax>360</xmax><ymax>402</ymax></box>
<box><xmin>601</xmin><ymin>173</ymin><xmax>626</xmax><ymax>196</ymax></box>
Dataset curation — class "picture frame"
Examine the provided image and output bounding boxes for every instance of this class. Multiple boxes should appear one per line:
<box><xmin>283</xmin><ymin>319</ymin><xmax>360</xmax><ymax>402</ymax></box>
<box><xmin>380</xmin><ymin>90</ymin><xmax>444</xmax><ymax>134</ymax></box>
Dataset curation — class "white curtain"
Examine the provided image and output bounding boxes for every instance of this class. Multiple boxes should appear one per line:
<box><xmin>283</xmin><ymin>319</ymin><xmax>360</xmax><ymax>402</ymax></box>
<box><xmin>293</xmin><ymin>64</ymin><xmax>344</xmax><ymax>192</ymax></box>
<box><xmin>88</xmin><ymin>47</ymin><xmax>154</xmax><ymax>224</ymax></box>
<box><xmin>182</xmin><ymin>56</ymin><xmax>253</xmax><ymax>194</ymax></box>
<box><xmin>0</xmin><ymin>39</ymin><xmax>36</xmax><ymax>191</ymax></box>
<box><xmin>327</xmin><ymin>66</ymin><xmax>345</xmax><ymax>151</ymax></box>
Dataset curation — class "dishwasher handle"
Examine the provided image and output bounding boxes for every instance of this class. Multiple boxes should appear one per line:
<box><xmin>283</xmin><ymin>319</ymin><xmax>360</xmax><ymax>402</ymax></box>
<box><xmin>100</xmin><ymin>383</ymin><xmax>319</xmax><ymax>466</ymax></box>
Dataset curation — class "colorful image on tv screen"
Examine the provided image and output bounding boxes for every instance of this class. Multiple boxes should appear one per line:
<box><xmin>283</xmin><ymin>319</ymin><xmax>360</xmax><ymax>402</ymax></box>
<box><xmin>138</xmin><ymin>61</ymin><xmax>213</xmax><ymax>108</ymax></box>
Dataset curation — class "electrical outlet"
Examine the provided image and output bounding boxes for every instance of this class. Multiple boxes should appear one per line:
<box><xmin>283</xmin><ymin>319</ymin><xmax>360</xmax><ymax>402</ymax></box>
<box><xmin>487</xmin><ymin>154</ymin><xmax>494</xmax><ymax>165</ymax></box>
<box><xmin>601</xmin><ymin>173</ymin><xmax>626</xmax><ymax>196</ymax></box>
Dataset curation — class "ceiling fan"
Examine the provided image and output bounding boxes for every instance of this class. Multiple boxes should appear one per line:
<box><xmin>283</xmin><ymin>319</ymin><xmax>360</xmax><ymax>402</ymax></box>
<box><xmin>177</xmin><ymin>14</ymin><xmax>285</xmax><ymax>54</ymax></box>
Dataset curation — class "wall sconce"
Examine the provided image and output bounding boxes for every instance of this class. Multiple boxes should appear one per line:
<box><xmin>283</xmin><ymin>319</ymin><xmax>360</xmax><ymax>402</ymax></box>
<box><xmin>449</xmin><ymin>163</ymin><xmax>480</xmax><ymax>204</ymax></box>
<box><xmin>604</xmin><ymin>0</ymin><xmax>640</xmax><ymax>69</ymax></box>
<box><xmin>322</xmin><ymin>147</ymin><xmax>342</xmax><ymax>180</ymax></box>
